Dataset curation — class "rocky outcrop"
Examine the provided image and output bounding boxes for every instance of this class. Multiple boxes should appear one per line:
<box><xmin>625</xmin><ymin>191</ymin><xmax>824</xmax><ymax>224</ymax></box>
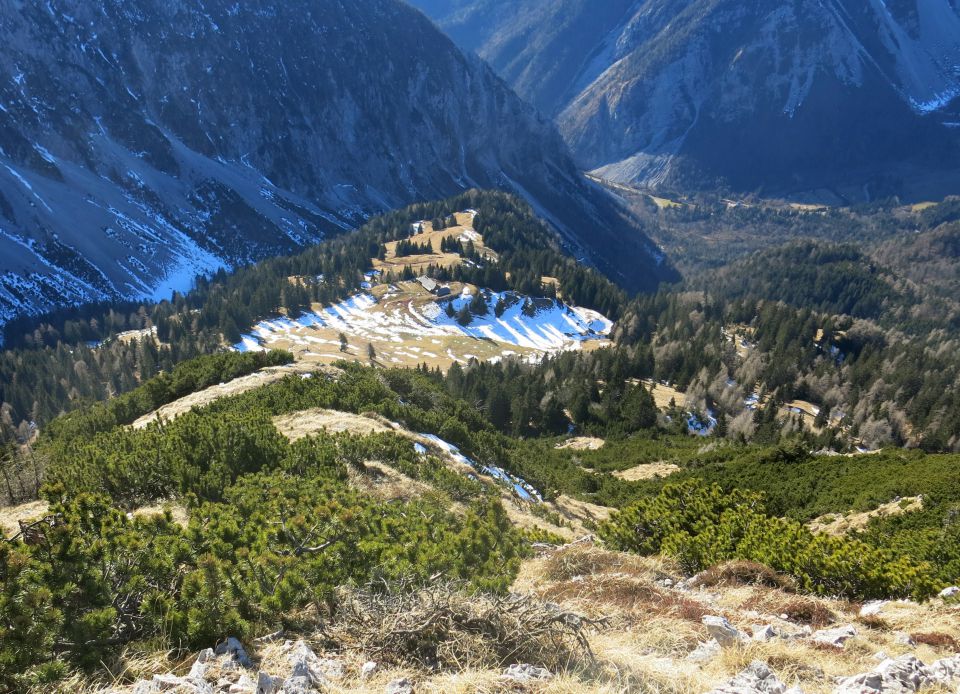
<box><xmin>834</xmin><ymin>654</ymin><xmax>960</xmax><ymax>693</ymax></box>
<box><xmin>707</xmin><ymin>660</ymin><xmax>799</xmax><ymax>694</ymax></box>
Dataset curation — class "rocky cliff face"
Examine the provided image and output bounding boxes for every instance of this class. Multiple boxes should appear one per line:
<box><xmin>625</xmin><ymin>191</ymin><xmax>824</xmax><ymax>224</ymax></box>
<box><xmin>0</xmin><ymin>0</ymin><xmax>669</xmax><ymax>328</ymax></box>
<box><xmin>412</xmin><ymin>0</ymin><xmax>960</xmax><ymax>198</ymax></box>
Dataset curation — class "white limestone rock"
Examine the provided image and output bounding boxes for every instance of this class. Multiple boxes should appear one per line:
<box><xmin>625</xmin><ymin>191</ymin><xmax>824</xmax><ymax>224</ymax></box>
<box><xmin>215</xmin><ymin>638</ymin><xmax>253</xmax><ymax>669</ymax></box>
<box><xmin>501</xmin><ymin>664</ymin><xmax>553</xmax><ymax>682</ymax></box>
<box><xmin>812</xmin><ymin>625</ymin><xmax>857</xmax><ymax>648</ymax></box>
<box><xmin>707</xmin><ymin>660</ymin><xmax>792</xmax><ymax>694</ymax></box>
<box><xmin>703</xmin><ymin>615</ymin><xmax>747</xmax><ymax>647</ymax></box>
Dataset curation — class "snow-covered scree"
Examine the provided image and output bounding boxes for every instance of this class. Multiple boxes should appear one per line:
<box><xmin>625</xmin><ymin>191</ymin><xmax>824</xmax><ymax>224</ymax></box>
<box><xmin>423</xmin><ymin>289</ymin><xmax>611</xmax><ymax>352</ymax></box>
<box><xmin>418</xmin><ymin>433</ymin><xmax>542</xmax><ymax>502</ymax></box>
<box><xmin>234</xmin><ymin>287</ymin><xmax>612</xmax><ymax>362</ymax></box>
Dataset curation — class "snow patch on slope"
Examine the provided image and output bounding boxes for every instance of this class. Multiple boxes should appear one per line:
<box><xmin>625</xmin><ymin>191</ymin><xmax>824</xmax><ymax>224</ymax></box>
<box><xmin>234</xmin><ymin>289</ymin><xmax>612</xmax><ymax>358</ymax></box>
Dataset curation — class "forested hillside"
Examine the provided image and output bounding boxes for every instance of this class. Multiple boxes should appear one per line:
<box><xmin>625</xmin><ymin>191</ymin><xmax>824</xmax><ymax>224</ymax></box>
<box><xmin>2</xmin><ymin>192</ymin><xmax>960</xmax><ymax>691</ymax></box>
<box><xmin>7</xmin><ymin>192</ymin><xmax>960</xmax><ymax>456</ymax></box>
<box><xmin>0</xmin><ymin>191</ymin><xmax>625</xmax><ymax>436</ymax></box>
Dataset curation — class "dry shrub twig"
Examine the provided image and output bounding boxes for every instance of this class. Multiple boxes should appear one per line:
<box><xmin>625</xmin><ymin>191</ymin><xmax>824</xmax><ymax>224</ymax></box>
<box><xmin>329</xmin><ymin>578</ymin><xmax>604</xmax><ymax>673</ymax></box>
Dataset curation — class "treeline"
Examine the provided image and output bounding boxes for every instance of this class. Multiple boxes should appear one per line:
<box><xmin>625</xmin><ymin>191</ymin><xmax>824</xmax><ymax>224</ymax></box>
<box><xmin>5</xmin><ymin>345</ymin><xmax>957</xmax><ymax>688</ymax></box>
<box><xmin>434</xmin><ymin>346</ymin><xmax>657</xmax><ymax>439</ymax></box>
<box><xmin>704</xmin><ymin>242</ymin><xmax>905</xmax><ymax>322</ymax></box>
<box><xmin>393</xmin><ymin>238</ymin><xmax>433</xmax><ymax>257</ymax></box>
<box><xmin>701</xmin><ymin>239</ymin><xmax>960</xmax><ymax>337</ymax></box>
<box><xmin>41</xmin><ymin>350</ymin><xmax>292</xmax><ymax>447</ymax></box>
<box><xmin>641</xmin><ymin>193</ymin><xmax>910</xmax><ymax>273</ymax></box>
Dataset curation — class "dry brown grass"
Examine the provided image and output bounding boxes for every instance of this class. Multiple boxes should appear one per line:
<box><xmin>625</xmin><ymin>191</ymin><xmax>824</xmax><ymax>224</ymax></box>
<box><xmin>691</xmin><ymin>561</ymin><xmax>797</xmax><ymax>592</ymax></box>
<box><xmin>131</xmin><ymin>503</ymin><xmax>189</xmax><ymax>527</ymax></box>
<box><xmin>910</xmin><ymin>632</ymin><xmax>960</xmax><ymax>650</ymax></box>
<box><xmin>533</xmin><ymin>546</ymin><xmax>710</xmax><ymax>629</ymax></box>
<box><xmin>372</xmin><ymin>212</ymin><xmax>498</xmax><ymax>276</ymax></box>
<box><xmin>640</xmin><ymin>380</ymin><xmax>686</xmax><ymax>409</ymax></box>
<box><xmin>742</xmin><ymin>593</ymin><xmax>836</xmax><ymax>628</ymax></box>
<box><xmin>611</xmin><ymin>462</ymin><xmax>681</xmax><ymax>482</ymax></box>
<box><xmin>0</xmin><ymin>498</ymin><xmax>50</xmax><ymax>538</ymax></box>
<box><xmin>857</xmin><ymin>614</ymin><xmax>890</xmax><ymax>631</ymax></box>
<box><xmin>37</xmin><ymin>542</ymin><xmax>960</xmax><ymax>694</ymax></box>
<box><xmin>272</xmin><ymin>407</ymin><xmax>397</xmax><ymax>441</ymax></box>
<box><xmin>540</xmin><ymin>545</ymin><xmax>673</xmax><ymax>583</ymax></box>
<box><xmin>556</xmin><ymin>437</ymin><xmax>606</xmax><ymax>451</ymax></box>
<box><xmin>347</xmin><ymin>461</ymin><xmax>438</xmax><ymax>504</ymax></box>
<box><xmin>807</xmin><ymin>496</ymin><xmax>924</xmax><ymax>536</ymax></box>
<box><xmin>131</xmin><ymin>361</ymin><xmax>328</xmax><ymax>429</ymax></box>
<box><xmin>551</xmin><ymin>496</ymin><xmax>614</xmax><ymax>532</ymax></box>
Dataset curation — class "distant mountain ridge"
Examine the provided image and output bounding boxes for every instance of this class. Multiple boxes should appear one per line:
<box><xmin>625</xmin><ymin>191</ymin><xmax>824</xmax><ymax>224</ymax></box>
<box><xmin>0</xmin><ymin>0</ymin><xmax>671</xmax><ymax>329</ymax></box>
<box><xmin>411</xmin><ymin>0</ymin><xmax>960</xmax><ymax>199</ymax></box>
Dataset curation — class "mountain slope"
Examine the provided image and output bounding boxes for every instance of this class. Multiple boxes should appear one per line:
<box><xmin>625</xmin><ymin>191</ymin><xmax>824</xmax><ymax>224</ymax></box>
<box><xmin>0</xmin><ymin>0</ymin><xmax>671</xmax><ymax>329</ymax></box>
<box><xmin>411</xmin><ymin>0</ymin><xmax>960</xmax><ymax>198</ymax></box>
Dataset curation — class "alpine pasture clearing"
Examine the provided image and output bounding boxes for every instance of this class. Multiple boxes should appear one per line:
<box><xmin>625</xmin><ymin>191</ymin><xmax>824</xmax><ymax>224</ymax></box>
<box><xmin>372</xmin><ymin>210</ymin><xmax>498</xmax><ymax>275</ymax></box>
<box><xmin>236</xmin><ymin>281</ymin><xmax>612</xmax><ymax>372</ymax></box>
<box><xmin>234</xmin><ymin>209</ymin><xmax>613</xmax><ymax>371</ymax></box>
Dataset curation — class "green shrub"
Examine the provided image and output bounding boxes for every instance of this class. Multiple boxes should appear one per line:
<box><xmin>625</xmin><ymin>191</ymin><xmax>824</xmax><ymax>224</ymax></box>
<box><xmin>598</xmin><ymin>480</ymin><xmax>940</xmax><ymax>601</ymax></box>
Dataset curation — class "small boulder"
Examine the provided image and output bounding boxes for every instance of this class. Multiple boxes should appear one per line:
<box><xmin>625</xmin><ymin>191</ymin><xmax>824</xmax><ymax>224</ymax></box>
<box><xmin>859</xmin><ymin>600</ymin><xmax>888</xmax><ymax>617</ymax></box>
<box><xmin>812</xmin><ymin>624</ymin><xmax>857</xmax><ymax>648</ymax></box>
<box><xmin>834</xmin><ymin>654</ymin><xmax>926</xmax><ymax>694</ymax></box>
<box><xmin>894</xmin><ymin>632</ymin><xmax>916</xmax><ymax>647</ymax></box>
<box><xmin>256</xmin><ymin>672</ymin><xmax>279</xmax><ymax>694</ymax></box>
<box><xmin>188</xmin><ymin>649</ymin><xmax>215</xmax><ymax>680</ymax></box>
<box><xmin>688</xmin><ymin>639</ymin><xmax>722</xmax><ymax>662</ymax></box>
<box><xmin>279</xmin><ymin>675</ymin><xmax>313</xmax><ymax>694</ymax></box>
<box><xmin>385</xmin><ymin>677</ymin><xmax>414</xmax><ymax>694</ymax></box>
<box><xmin>923</xmin><ymin>654</ymin><xmax>960</xmax><ymax>686</ymax></box>
<box><xmin>501</xmin><ymin>664</ymin><xmax>553</xmax><ymax>682</ymax></box>
<box><xmin>215</xmin><ymin>637</ymin><xmax>253</xmax><ymax>668</ymax></box>
<box><xmin>287</xmin><ymin>640</ymin><xmax>329</xmax><ymax>685</ymax></box>
<box><xmin>752</xmin><ymin>625</ymin><xmax>779</xmax><ymax>642</ymax></box>
<box><xmin>703</xmin><ymin>615</ymin><xmax>747</xmax><ymax>647</ymax></box>
<box><xmin>360</xmin><ymin>661</ymin><xmax>378</xmax><ymax>680</ymax></box>
<box><xmin>228</xmin><ymin>674</ymin><xmax>256</xmax><ymax>693</ymax></box>
<box><xmin>833</xmin><ymin>671</ymin><xmax>884</xmax><ymax>694</ymax></box>
<box><xmin>938</xmin><ymin>586</ymin><xmax>959</xmax><ymax>599</ymax></box>
<box><xmin>315</xmin><ymin>657</ymin><xmax>345</xmax><ymax>680</ymax></box>
<box><xmin>874</xmin><ymin>656</ymin><xmax>927</xmax><ymax>690</ymax></box>
<box><xmin>706</xmin><ymin>660</ymin><xmax>791</xmax><ymax>694</ymax></box>
<box><xmin>133</xmin><ymin>674</ymin><xmax>214</xmax><ymax>694</ymax></box>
